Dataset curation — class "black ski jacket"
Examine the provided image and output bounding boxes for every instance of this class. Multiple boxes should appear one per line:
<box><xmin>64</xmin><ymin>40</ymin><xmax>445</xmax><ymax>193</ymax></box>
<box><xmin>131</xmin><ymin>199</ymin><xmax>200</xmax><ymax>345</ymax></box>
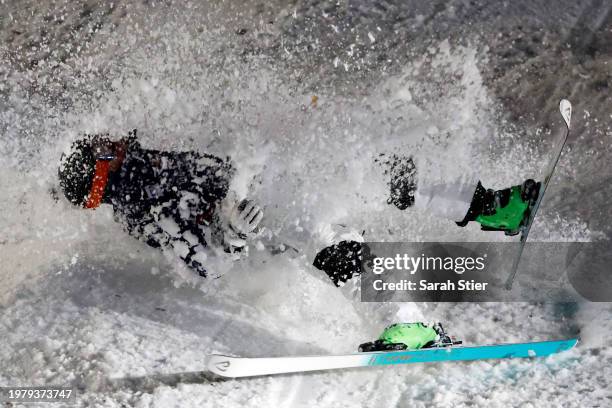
<box><xmin>104</xmin><ymin>139</ymin><xmax>234</xmax><ymax>276</ymax></box>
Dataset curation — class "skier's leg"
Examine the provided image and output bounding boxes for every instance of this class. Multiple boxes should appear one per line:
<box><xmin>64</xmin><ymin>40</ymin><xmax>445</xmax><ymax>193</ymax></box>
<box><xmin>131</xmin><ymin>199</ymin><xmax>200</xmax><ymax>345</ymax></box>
<box><xmin>413</xmin><ymin>177</ymin><xmax>478</xmax><ymax>223</ymax></box>
<box><xmin>384</xmin><ymin>153</ymin><xmax>478</xmax><ymax>222</ymax></box>
<box><xmin>415</xmin><ymin>178</ymin><xmax>540</xmax><ymax>233</ymax></box>
<box><xmin>385</xmin><ymin>154</ymin><xmax>540</xmax><ymax>233</ymax></box>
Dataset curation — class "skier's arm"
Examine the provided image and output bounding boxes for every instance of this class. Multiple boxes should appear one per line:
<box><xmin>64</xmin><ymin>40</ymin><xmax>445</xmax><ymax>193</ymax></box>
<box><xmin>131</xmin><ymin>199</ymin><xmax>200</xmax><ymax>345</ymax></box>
<box><xmin>117</xmin><ymin>206</ymin><xmax>212</xmax><ymax>276</ymax></box>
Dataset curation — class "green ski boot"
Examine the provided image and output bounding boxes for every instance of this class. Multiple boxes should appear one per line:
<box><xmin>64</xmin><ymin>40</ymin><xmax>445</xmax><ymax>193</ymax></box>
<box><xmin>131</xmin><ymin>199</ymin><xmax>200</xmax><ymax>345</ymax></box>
<box><xmin>358</xmin><ymin>323</ymin><xmax>461</xmax><ymax>352</ymax></box>
<box><xmin>457</xmin><ymin>179</ymin><xmax>541</xmax><ymax>236</ymax></box>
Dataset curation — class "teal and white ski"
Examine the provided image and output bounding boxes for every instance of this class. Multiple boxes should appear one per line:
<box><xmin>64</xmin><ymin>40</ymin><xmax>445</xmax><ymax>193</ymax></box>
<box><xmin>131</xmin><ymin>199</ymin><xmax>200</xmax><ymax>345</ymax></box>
<box><xmin>505</xmin><ymin>99</ymin><xmax>572</xmax><ymax>289</ymax></box>
<box><xmin>207</xmin><ymin>338</ymin><xmax>578</xmax><ymax>378</ymax></box>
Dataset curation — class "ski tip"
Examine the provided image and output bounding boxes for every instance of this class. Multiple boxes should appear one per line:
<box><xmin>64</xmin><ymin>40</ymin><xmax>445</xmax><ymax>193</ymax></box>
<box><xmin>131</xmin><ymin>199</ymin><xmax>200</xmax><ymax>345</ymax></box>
<box><xmin>207</xmin><ymin>354</ymin><xmax>236</xmax><ymax>378</ymax></box>
<box><xmin>559</xmin><ymin>99</ymin><xmax>572</xmax><ymax>129</ymax></box>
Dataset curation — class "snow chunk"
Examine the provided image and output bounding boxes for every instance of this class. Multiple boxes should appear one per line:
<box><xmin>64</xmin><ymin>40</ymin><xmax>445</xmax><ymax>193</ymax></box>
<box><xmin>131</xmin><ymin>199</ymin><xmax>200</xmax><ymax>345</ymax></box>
<box><xmin>158</xmin><ymin>216</ymin><xmax>181</xmax><ymax>237</ymax></box>
<box><xmin>182</xmin><ymin>230</ymin><xmax>199</xmax><ymax>246</ymax></box>
<box><xmin>172</xmin><ymin>241</ymin><xmax>189</xmax><ymax>258</ymax></box>
<box><xmin>191</xmin><ymin>250</ymin><xmax>208</xmax><ymax>265</ymax></box>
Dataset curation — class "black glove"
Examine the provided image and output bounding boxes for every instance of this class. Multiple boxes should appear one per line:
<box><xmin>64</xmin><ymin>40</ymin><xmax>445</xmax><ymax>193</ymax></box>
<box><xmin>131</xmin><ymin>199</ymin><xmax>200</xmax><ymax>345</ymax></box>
<box><xmin>313</xmin><ymin>240</ymin><xmax>368</xmax><ymax>286</ymax></box>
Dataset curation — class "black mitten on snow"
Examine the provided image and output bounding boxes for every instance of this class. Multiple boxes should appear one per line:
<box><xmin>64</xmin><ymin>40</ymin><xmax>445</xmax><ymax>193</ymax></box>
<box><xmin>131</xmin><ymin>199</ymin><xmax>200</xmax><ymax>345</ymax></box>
<box><xmin>313</xmin><ymin>240</ymin><xmax>369</xmax><ymax>286</ymax></box>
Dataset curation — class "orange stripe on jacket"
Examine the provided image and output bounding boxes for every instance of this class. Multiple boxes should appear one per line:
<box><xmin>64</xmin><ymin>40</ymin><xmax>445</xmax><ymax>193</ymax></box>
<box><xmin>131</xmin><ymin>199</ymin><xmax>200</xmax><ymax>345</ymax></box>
<box><xmin>85</xmin><ymin>160</ymin><xmax>111</xmax><ymax>209</ymax></box>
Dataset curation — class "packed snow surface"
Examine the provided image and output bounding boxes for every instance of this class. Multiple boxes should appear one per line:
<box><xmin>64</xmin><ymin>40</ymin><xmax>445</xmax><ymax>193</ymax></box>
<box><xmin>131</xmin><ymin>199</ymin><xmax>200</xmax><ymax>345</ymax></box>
<box><xmin>1</xmin><ymin>0</ymin><xmax>611</xmax><ymax>406</ymax></box>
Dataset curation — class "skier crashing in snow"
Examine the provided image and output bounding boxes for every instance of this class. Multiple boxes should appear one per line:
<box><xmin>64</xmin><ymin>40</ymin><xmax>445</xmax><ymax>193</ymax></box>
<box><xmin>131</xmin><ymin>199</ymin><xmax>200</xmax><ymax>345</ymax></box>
<box><xmin>57</xmin><ymin>132</ymin><xmax>539</xmax><ymax>283</ymax></box>
<box><xmin>57</xmin><ymin>131</ymin><xmax>263</xmax><ymax>278</ymax></box>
